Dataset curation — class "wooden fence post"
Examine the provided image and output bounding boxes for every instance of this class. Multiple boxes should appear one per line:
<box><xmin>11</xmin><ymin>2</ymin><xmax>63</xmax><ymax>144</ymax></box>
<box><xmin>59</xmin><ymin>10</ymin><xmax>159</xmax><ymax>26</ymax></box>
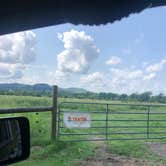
<box><xmin>51</xmin><ymin>85</ymin><xmax>58</xmax><ymax>142</ymax></box>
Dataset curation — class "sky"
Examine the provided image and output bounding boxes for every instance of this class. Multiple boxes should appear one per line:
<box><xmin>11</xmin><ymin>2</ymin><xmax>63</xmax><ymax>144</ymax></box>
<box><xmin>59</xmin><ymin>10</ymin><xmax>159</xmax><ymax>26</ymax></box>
<box><xmin>1</xmin><ymin>6</ymin><xmax>166</xmax><ymax>94</ymax></box>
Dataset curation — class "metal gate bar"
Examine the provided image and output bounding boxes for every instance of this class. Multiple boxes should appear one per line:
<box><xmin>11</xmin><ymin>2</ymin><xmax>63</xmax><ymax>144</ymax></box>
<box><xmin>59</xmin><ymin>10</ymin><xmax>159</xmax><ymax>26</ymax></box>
<box><xmin>58</xmin><ymin>102</ymin><xmax>166</xmax><ymax>141</ymax></box>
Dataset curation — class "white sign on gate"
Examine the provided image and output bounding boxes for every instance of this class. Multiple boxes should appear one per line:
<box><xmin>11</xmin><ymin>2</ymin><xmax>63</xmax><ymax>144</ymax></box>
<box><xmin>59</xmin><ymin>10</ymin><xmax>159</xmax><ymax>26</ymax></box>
<box><xmin>63</xmin><ymin>112</ymin><xmax>91</xmax><ymax>128</ymax></box>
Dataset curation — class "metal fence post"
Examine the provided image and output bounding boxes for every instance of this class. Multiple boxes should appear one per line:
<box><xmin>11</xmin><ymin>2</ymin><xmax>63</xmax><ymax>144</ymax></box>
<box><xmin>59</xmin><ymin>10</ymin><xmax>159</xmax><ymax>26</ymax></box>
<box><xmin>51</xmin><ymin>85</ymin><xmax>58</xmax><ymax>142</ymax></box>
<box><xmin>57</xmin><ymin>103</ymin><xmax>60</xmax><ymax>137</ymax></box>
<box><xmin>147</xmin><ymin>105</ymin><xmax>150</xmax><ymax>139</ymax></box>
<box><xmin>105</xmin><ymin>104</ymin><xmax>109</xmax><ymax>140</ymax></box>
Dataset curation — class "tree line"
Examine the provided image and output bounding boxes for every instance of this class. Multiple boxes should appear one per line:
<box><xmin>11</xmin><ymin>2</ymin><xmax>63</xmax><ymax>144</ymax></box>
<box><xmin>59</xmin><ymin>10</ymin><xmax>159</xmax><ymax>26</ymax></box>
<box><xmin>60</xmin><ymin>91</ymin><xmax>166</xmax><ymax>103</ymax></box>
<box><xmin>1</xmin><ymin>89</ymin><xmax>166</xmax><ymax>103</ymax></box>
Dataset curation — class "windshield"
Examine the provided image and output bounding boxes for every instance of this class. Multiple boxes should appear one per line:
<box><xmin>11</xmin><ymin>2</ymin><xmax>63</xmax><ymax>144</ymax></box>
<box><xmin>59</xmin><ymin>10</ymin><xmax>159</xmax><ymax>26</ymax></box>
<box><xmin>0</xmin><ymin>6</ymin><xmax>166</xmax><ymax>95</ymax></box>
<box><xmin>0</xmin><ymin>5</ymin><xmax>166</xmax><ymax>166</ymax></box>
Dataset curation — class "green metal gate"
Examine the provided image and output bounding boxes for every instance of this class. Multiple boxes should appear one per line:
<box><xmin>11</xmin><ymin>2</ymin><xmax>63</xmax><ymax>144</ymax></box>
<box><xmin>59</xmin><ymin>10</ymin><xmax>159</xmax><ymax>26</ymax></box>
<box><xmin>58</xmin><ymin>102</ymin><xmax>166</xmax><ymax>142</ymax></box>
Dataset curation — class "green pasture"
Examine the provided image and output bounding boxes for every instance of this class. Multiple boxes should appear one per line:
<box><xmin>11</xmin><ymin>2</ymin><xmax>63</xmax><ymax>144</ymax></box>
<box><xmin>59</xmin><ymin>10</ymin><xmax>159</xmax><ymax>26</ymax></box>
<box><xmin>0</xmin><ymin>95</ymin><xmax>165</xmax><ymax>165</ymax></box>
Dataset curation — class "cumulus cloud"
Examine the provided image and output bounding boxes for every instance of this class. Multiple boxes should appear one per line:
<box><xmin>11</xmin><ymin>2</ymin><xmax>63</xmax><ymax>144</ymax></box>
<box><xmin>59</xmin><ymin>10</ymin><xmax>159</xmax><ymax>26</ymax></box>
<box><xmin>57</xmin><ymin>29</ymin><xmax>99</xmax><ymax>74</ymax></box>
<box><xmin>80</xmin><ymin>72</ymin><xmax>104</xmax><ymax>83</ymax></box>
<box><xmin>145</xmin><ymin>59</ymin><xmax>166</xmax><ymax>73</ymax></box>
<box><xmin>78</xmin><ymin>62</ymin><xmax>163</xmax><ymax>94</ymax></box>
<box><xmin>0</xmin><ymin>63</ymin><xmax>24</xmax><ymax>80</ymax></box>
<box><xmin>0</xmin><ymin>63</ymin><xmax>11</xmax><ymax>76</ymax></box>
<box><xmin>0</xmin><ymin>31</ymin><xmax>36</xmax><ymax>64</ymax></box>
<box><xmin>80</xmin><ymin>72</ymin><xmax>106</xmax><ymax>92</ymax></box>
<box><xmin>106</xmin><ymin>56</ymin><xmax>122</xmax><ymax>65</ymax></box>
<box><xmin>0</xmin><ymin>31</ymin><xmax>36</xmax><ymax>80</ymax></box>
<box><xmin>143</xmin><ymin>73</ymin><xmax>156</xmax><ymax>80</ymax></box>
<box><xmin>106</xmin><ymin>67</ymin><xmax>159</xmax><ymax>93</ymax></box>
<box><xmin>111</xmin><ymin>68</ymin><xmax>143</xmax><ymax>81</ymax></box>
<box><xmin>79</xmin><ymin>69</ymin><xmax>147</xmax><ymax>93</ymax></box>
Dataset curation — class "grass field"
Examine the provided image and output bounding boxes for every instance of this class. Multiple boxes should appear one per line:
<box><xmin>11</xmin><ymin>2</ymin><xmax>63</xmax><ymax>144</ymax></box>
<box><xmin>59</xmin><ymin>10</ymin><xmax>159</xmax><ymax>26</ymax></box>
<box><xmin>0</xmin><ymin>95</ymin><xmax>166</xmax><ymax>165</ymax></box>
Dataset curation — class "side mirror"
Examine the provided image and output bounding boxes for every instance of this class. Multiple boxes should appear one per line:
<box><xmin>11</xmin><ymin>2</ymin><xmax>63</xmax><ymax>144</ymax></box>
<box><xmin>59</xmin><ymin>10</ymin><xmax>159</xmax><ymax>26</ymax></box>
<box><xmin>0</xmin><ymin>117</ymin><xmax>30</xmax><ymax>165</ymax></box>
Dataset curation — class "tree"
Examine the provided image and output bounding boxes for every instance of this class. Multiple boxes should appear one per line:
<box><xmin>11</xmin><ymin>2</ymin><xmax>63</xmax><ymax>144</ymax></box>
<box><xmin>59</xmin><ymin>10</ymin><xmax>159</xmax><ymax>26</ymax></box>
<box><xmin>119</xmin><ymin>94</ymin><xmax>128</xmax><ymax>101</ymax></box>
<box><xmin>139</xmin><ymin>91</ymin><xmax>152</xmax><ymax>102</ymax></box>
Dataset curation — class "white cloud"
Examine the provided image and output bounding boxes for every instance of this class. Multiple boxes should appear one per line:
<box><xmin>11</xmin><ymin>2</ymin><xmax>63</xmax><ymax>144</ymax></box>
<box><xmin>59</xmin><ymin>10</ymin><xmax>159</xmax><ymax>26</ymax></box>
<box><xmin>110</xmin><ymin>68</ymin><xmax>143</xmax><ymax>81</ymax></box>
<box><xmin>57</xmin><ymin>29</ymin><xmax>99</xmax><ymax>74</ymax></box>
<box><xmin>0</xmin><ymin>63</ymin><xmax>11</xmax><ymax>76</ymax></box>
<box><xmin>1</xmin><ymin>29</ymin><xmax>164</xmax><ymax>94</ymax></box>
<box><xmin>53</xmin><ymin>70</ymin><xmax>71</xmax><ymax>82</ymax></box>
<box><xmin>0</xmin><ymin>31</ymin><xmax>36</xmax><ymax>80</ymax></box>
<box><xmin>0</xmin><ymin>63</ymin><xmax>25</xmax><ymax>80</ymax></box>
<box><xmin>143</xmin><ymin>73</ymin><xmax>156</xmax><ymax>80</ymax></box>
<box><xmin>79</xmin><ymin>68</ymin><xmax>146</xmax><ymax>94</ymax></box>
<box><xmin>72</xmin><ymin>63</ymin><xmax>164</xmax><ymax>94</ymax></box>
<box><xmin>146</xmin><ymin>59</ymin><xmax>166</xmax><ymax>73</ymax></box>
<box><xmin>17</xmin><ymin>63</ymin><xmax>164</xmax><ymax>94</ymax></box>
<box><xmin>0</xmin><ymin>31</ymin><xmax>36</xmax><ymax>64</ymax></box>
<box><xmin>80</xmin><ymin>72</ymin><xmax>104</xmax><ymax>83</ymax></box>
<box><xmin>106</xmin><ymin>56</ymin><xmax>122</xmax><ymax>65</ymax></box>
<box><xmin>80</xmin><ymin>72</ymin><xmax>106</xmax><ymax>92</ymax></box>
<box><xmin>107</xmin><ymin>67</ymin><xmax>158</xmax><ymax>94</ymax></box>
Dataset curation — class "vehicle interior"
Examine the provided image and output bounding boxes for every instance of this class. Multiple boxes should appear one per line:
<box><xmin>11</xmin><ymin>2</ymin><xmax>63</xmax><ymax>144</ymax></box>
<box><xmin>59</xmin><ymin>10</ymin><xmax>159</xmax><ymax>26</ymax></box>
<box><xmin>0</xmin><ymin>1</ymin><xmax>166</xmax><ymax>165</ymax></box>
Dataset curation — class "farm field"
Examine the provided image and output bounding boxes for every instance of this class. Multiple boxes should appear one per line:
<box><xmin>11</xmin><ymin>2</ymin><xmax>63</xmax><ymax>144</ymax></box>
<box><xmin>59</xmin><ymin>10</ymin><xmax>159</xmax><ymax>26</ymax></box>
<box><xmin>0</xmin><ymin>95</ymin><xmax>166</xmax><ymax>166</ymax></box>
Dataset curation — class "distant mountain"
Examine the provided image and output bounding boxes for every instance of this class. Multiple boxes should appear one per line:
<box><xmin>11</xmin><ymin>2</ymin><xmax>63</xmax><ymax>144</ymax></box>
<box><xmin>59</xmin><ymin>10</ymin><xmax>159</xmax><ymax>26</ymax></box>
<box><xmin>0</xmin><ymin>83</ymin><xmax>88</xmax><ymax>94</ymax></box>
<box><xmin>0</xmin><ymin>83</ymin><xmax>51</xmax><ymax>92</ymax></box>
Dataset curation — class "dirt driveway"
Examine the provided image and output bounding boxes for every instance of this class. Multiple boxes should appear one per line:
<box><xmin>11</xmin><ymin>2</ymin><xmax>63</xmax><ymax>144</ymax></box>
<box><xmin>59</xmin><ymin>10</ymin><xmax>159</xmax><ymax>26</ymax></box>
<box><xmin>78</xmin><ymin>142</ymin><xmax>166</xmax><ymax>166</ymax></box>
